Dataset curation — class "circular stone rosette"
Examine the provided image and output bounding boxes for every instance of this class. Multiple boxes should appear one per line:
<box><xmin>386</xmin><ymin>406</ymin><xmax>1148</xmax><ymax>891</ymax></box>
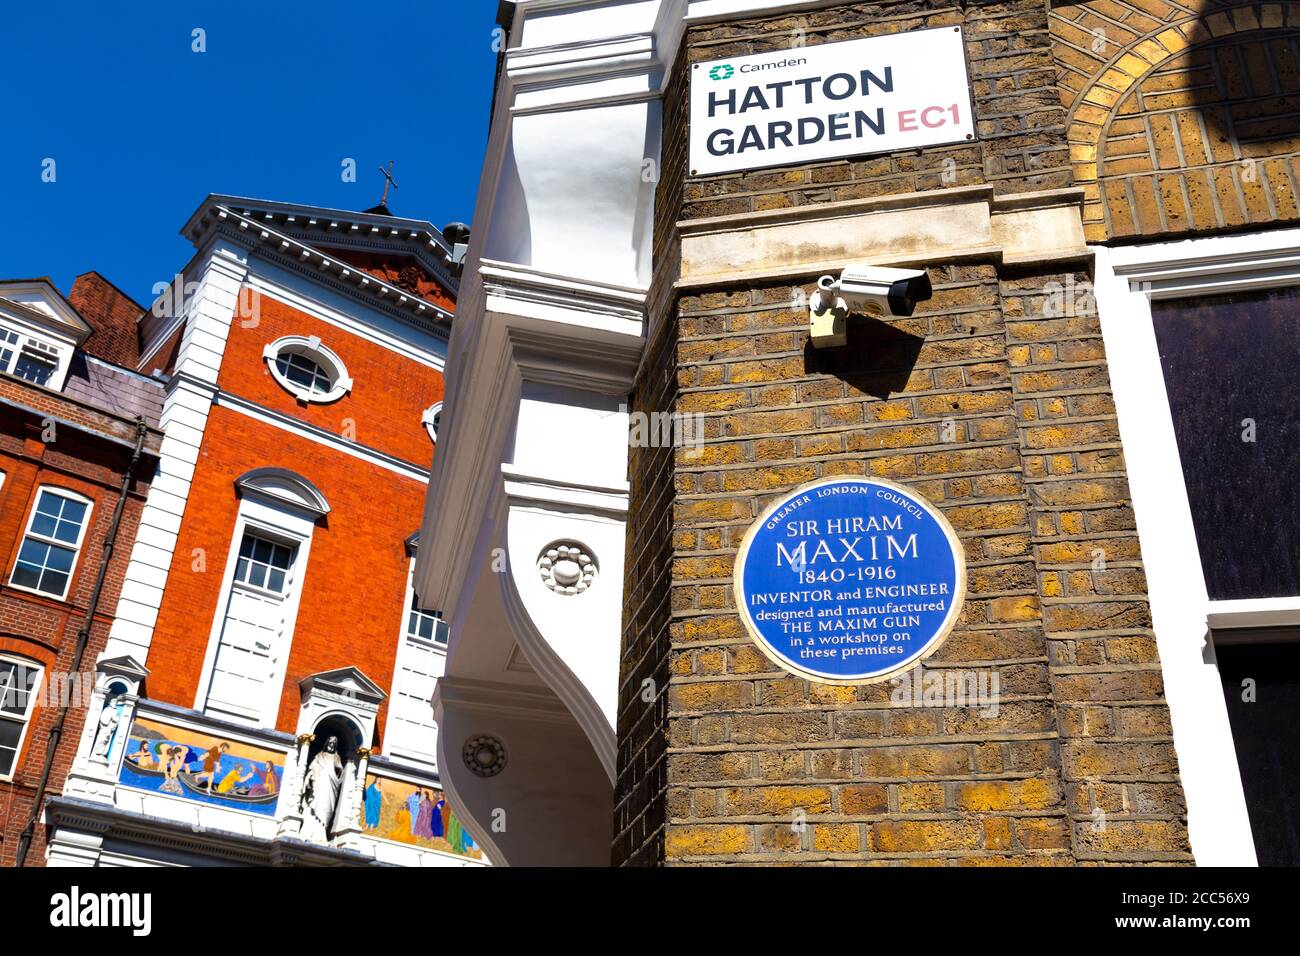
<box><xmin>463</xmin><ymin>735</ymin><xmax>507</xmax><ymax>778</ymax></box>
<box><xmin>537</xmin><ymin>542</ymin><xmax>597</xmax><ymax>595</ymax></box>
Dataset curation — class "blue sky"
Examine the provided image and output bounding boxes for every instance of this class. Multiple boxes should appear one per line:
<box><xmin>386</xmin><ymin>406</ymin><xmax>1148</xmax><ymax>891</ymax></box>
<box><xmin>0</xmin><ymin>2</ymin><xmax>498</xmax><ymax>306</ymax></box>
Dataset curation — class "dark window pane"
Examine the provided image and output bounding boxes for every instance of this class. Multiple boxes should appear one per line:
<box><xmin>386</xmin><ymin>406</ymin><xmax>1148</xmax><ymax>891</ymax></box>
<box><xmin>1216</xmin><ymin>636</ymin><xmax>1300</xmax><ymax>865</ymax></box>
<box><xmin>0</xmin><ymin>663</ymin><xmax>38</xmax><ymax>716</ymax></box>
<box><xmin>29</xmin><ymin>512</ymin><xmax>57</xmax><ymax>538</ymax></box>
<box><xmin>13</xmin><ymin>354</ymin><xmax>56</xmax><ymax>385</ymax></box>
<box><xmin>40</xmin><ymin>569</ymin><xmax>69</xmax><ymax>596</ymax></box>
<box><xmin>45</xmin><ymin>546</ymin><xmax>74</xmax><ymax>573</ymax></box>
<box><xmin>1152</xmin><ymin>288</ymin><xmax>1300</xmax><ymax>599</ymax></box>
<box><xmin>9</xmin><ymin>563</ymin><xmax>40</xmax><ymax>590</ymax></box>
<box><xmin>0</xmin><ymin>720</ymin><xmax>21</xmax><ymax>775</ymax></box>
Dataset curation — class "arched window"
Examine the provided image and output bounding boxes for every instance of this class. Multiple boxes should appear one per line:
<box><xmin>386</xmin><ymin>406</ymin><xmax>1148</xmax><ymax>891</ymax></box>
<box><xmin>263</xmin><ymin>335</ymin><xmax>352</xmax><ymax>404</ymax></box>
<box><xmin>0</xmin><ymin>655</ymin><xmax>43</xmax><ymax>779</ymax></box>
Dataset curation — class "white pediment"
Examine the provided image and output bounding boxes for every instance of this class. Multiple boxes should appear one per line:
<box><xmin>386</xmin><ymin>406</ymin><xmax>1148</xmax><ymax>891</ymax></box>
<box><xmin>0</xmin><ymin>279</ymin><xmax>93</xmax><ymax>344</ymax></box>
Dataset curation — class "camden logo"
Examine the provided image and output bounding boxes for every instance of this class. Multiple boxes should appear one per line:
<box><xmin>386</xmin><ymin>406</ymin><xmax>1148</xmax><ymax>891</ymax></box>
<box><xmin>50</xmin><ymin>887</ymin><xmax>152</xmax><ymax>936</ymax></box>
<box><xmin>708</xmin><ymin>64</ymin><xmax>734</xmax><ymax>80</ymax></box>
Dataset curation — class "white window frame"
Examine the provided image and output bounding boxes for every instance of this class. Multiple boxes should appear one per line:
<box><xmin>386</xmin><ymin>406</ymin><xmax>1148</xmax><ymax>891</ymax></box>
<box><xmin>8</xmin><ymin>486</ymin><xmax>94</xmax><ymax>601</ymax></box>
<box><xmin>262</xmin><ymin>334</ymin><xmax>353</xmax><ymax>404</ymax></box>
<box><xmin>0</xmin><ymin>654</ymin><xmax>44</xmax><ymax>782</ymax></box>
<box><xmin>0</xmin><ymin>318</ymin><xmax>75</xmax><ymax>391</ymax></box>
<box><xmin>422</xmin><ymin>402</ymin><xmax>443</xmax><ymax>443</ymax></box>
<box><xmin>382</xmin><ymin>557</ymin><xmax>447</xmax><ymax>770</ymax></box>
<box><xmin>1093</xmin><ymin>226</ymin><xmax>1300</xmax><ymax>867</ymax></box>
<box><xmin>193</xmin><ymin>496</ymin><xmax>319</xmax><ymax>728</ymax></box>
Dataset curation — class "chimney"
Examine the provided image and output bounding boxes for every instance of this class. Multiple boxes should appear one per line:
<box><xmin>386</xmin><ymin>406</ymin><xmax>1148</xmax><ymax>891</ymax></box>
<box><xmin>69</xmin><ymin>272</ymin><xmax>144</xmax><ymax>368</ymax></box>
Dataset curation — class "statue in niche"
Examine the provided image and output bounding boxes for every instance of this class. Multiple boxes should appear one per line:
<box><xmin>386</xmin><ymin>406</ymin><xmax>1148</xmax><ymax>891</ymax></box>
<box><xmin>299</xmin><ymin>735</ymin><xmax>344</xmax><ymax>843</ymax></box>
<box><xmin>90</xmin><ymin>691</ymin><xmax>123</xmax><ymax>762</ymax></box>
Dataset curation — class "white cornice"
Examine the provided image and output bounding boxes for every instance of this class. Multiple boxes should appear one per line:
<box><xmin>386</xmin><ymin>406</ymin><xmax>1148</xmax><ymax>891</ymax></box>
<box><xmin>507</xmin><ymin>32</ymin><xmax>657</xmax><ymax>86</ymax></box>
<box><xmin>432</xmin><ymin>674</ymin><xmax>575</xmax><ymax>725</ymax></box>
<box><xmin>183</xmin><ymin>194</ymin><xmax>457</xmax><ymax>281</ymax></box>
<box><xmin>481</xmin><ymin>260</ymin><xmax>646</xmax><ymax>393</ymax></box>
<box><xmin>677</xmin><ymin>185</ymin><xmax>1090</xmax><ymax>288</ymax></box>
<box><xmin>1106</xmin><ymin>225</ymin><xmax>1300</xmax><ymax>297</ymax></box>
<box><xmin>190</xmin><ymin>206</ymin><xmax>455</xmax><ymax>331</ymax></box>
<box><xmin>501</xmin><ymin>465</ymin><xmax>629</xmax><ymax>518</ymax></box>
<box><xmin>0</xmin><ymin>280</ymin><xmax>93</xmax><ymax>344</ymax></box>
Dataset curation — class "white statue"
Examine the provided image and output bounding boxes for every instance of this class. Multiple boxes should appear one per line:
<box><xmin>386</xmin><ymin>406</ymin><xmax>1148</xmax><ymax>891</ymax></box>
<box><xmin>90</xmin><ymin>695</ymin><xmax>121</xmax><ymax>762</ymax></box>
<box><xmin>299</xmin><ymin>736</ymin><xmax>343</xmax><ymax>843</ymax></box>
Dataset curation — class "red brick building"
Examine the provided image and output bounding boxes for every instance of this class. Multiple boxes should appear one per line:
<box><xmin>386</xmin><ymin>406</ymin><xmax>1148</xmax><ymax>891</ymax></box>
<box><xmin>0</xmin><ymin>275</ymin><xmax>163</xmax><ymax>867</ymax></box>
<box><xmin>37</xmin><ymin>197</ymin><xmax>483</xmax><ymax>867</ymax></box>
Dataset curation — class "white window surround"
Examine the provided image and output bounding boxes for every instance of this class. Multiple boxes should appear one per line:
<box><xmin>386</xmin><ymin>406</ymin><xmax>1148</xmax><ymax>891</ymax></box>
<box><xmin>1093</xmin><ymin>226</ymin><xmax>1300</xmax><ymax>868</ymax></box>
<box><xmin>262</xmin><ymin>335</ymin><xmax>353</xmax><ymax>404</ymax></box>
<box><xmin>0</xmin><ymin>654</ymin><xmax>43</xmax><ymax>782</ymax></box>
<box><xmin>0</xmin><ymin>324</ymin><xmax>62</xmax><ymax>388</ymax></box>
<box><xmin>7</xmin><ymin>486</ymin><xmax>94</xmax><ymax>601</ymax></box>
<box><xmin>422</xmin><ymin>402</ymin><xmax>443</xmax><ymax>443</ymax></box>
<box><xmin>0</xmin><ymin>284</ymin><xmax>87</xmax><ymax>392</ymax></box>
<box><xmin>193</xmin><ymin>470</ymin><xmax>329</xmax><ymax>727</ymax></box>
<box><xmin>382</xmin><ymin>557</ymin><xmax>446</xmax><ymax>770</ymax></box>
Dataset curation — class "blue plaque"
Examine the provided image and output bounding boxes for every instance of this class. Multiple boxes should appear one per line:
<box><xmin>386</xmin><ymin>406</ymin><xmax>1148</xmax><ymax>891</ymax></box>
<box><xmin>734</xmin><ymin>477</ymin><xmax>966</xmax><ymax>684</ymax></box>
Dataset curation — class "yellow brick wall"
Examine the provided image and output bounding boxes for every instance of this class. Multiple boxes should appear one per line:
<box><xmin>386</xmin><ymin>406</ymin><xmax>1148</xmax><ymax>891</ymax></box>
<box><xmin>616</xmin><ymin>0</ymin><xmax>1196</xmax><ymax>868</ymax></box>
<box><xmin>1052</xmin><ymin>0</ymin><xmax>1300</xmax><ymax>240</ymax></box>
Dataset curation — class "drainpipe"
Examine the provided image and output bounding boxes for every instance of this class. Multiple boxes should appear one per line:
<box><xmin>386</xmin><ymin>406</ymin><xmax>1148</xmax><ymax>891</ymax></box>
<box><xmin>14</xmin><ymin>417</ymin><xmax>150</xmax><ymax>867</ymax></box>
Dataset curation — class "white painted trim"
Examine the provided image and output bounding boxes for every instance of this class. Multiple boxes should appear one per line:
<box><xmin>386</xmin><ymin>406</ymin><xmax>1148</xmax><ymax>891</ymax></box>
<box><xmin>243</xmin><ymin>274</ymin><xmax>446</xmax><ymax>373</ymax></box>
<box><xmin>208</xmin><ymin>205</ymin><xmax>454</xmax><ymax>327</ymax></box>
<box><xmin>214</xmin><ymin>391</ymin><xmax>430</xmax><ymax>483</ymax></box>
<box><xmin>137</xmin><ymin>311</ymin><xmax>187</xmax><ymax>373</ymax></box>
<box><xmin>0</xmin><ymin>307</ymin><xmax>79</xmax><ymax>392</ymax></box>
<box><xmin>262</xmin><ymin>334</ymin><xmax>354</xmax><ymax>404</ymax></box>
<box><xmin>7</xmin><ymin>486</ymin><xmax>94</xmax><ymax>602</ymax></box>
<box><xmin>236</xmin><ymin>467</ymin><xmax>332</xmax><ymax>518</ymax></box>
<box><xmin>381</xmin><ymin>558</ymin><xmax>444</xmax><ymax>771</ymax></box>
<box><xmin>1207</xmin><ymin>597</ymin><xmax>1300</xmax><ymax>632</ymax></box>
<box><xmin>192</xmin><ymin>496</ymin><xmax>319</xmax><ymax>727</ymax></box>
<box><xmin>0</xmin><ymin>654</ymin><xmax>44</xmax><ymax>782</ymax></box>
<box><xmin>1091</xmin><ymin>230</ymin><xmax>1300</xmax><ymax>867</ymax></box>
<box><xmin>104</xmin><ymin>243</ymin><xmax>251</xmax><ymax>666</ymax></box>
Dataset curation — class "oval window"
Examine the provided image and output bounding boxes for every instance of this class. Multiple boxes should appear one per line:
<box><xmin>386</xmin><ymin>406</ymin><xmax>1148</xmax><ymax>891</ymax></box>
<box><xmin>263</xmin><ymin>336</ymin><xmax>352</xmax><ymax>404</ymax></box>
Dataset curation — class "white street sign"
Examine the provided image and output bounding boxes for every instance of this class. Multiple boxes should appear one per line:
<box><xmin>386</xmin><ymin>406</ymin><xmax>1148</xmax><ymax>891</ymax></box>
<box><xmin>689</xmin><ymin>27</ymin><xmax>976</xmax><ymax>176</ymax></box>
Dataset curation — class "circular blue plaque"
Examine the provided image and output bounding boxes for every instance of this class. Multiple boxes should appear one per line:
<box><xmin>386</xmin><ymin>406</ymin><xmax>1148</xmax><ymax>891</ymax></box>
<box><xmin>734</xmin><ymin>477</ymin><xmax>966</xmax><ymax>684</ymax></box>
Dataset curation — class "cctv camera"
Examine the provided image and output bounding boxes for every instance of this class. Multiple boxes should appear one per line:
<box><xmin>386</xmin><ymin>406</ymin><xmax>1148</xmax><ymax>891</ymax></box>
<box><xmin>813</xmin><ymin>266</ymin><xmax>933</xmax><ymax>319</ymax></box>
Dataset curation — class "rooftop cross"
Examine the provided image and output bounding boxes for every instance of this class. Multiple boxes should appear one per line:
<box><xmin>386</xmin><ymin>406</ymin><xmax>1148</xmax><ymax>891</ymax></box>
<box><xmin>377</xmin><ymin>160</ymin><xmax>399</xmax><ymax>208</ymax></box>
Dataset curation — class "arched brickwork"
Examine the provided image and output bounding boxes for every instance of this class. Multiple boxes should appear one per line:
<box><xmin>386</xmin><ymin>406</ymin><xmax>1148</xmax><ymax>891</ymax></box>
<box><xmin>1051</xmin><ymin>1</ymin><xmax>1300</xmax><ymax>240</ymax></box>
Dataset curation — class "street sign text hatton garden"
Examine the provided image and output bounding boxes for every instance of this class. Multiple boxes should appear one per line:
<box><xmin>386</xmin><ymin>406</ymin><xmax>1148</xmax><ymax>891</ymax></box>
<box><xmin>689</xmin><ymin>26</ymin><xmax>976</xmax><ymax>175</ymax></box>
